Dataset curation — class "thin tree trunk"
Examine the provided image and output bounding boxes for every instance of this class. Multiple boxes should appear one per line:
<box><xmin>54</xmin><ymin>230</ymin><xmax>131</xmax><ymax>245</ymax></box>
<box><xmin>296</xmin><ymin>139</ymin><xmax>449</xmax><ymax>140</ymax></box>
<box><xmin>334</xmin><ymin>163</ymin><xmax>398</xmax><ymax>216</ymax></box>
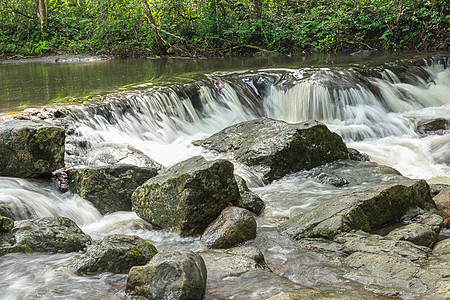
<box><xmin>35</xmin><ymin>0</ymin><xmax>48</xmax><ymax>33</ymax></box>
<box><xmin>140</xmin><ymin>0</ymin><xmax>167</xmax><ymax>56</ymax></box>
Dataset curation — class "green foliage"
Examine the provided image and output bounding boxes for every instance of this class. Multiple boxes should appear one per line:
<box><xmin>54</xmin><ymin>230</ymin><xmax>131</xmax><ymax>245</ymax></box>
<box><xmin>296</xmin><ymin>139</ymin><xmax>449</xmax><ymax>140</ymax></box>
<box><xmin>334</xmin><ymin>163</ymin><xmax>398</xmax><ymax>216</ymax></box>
<box><xmin>0</xmin><ymin>0</ymin><xmax>448</xmax><ymax>57</ymax></box>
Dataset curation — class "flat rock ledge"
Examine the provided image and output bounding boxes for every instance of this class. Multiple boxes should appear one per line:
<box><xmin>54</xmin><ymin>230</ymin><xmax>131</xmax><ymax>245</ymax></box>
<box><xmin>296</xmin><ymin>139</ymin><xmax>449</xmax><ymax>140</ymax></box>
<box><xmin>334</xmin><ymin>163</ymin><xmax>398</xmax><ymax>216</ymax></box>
<box><xmin>280</xmin><ymin>178</ymin><xmax>437</xmax><ymax>239</ymax></box>
<box><xmin>194</xmin><ymin>118</ymin><xmax>348</xmax><ymax>183</ymax></box>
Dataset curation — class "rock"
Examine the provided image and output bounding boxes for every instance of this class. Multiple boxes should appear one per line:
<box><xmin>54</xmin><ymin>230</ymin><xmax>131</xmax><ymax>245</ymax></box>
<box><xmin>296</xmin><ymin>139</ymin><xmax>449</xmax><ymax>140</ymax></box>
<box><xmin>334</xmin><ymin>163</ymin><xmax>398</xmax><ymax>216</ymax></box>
<box><xmin>385</xmin><ymin>217</ymin><xmax>441</xmax><ymax>248</ymax></box>
<box><xmin>194</xmin><ymin>118</ymin><xmax>348</xmax><ymax>183</ymax></box>
<box><xmin>0</xmin><ymin>120</ymin><xmax>65</xmax><ymax>177</ymax></box>
<box><xmin>126</xmin><ymin>250</ymin><xmax>207</xmax><ymax>300</ymax></box>
<box><xmin>265</xmin><ymin>289</ymin><xmax>367</xmax><ymax>300</ymax></box>
<box><xmin>433</xmin><ymin>238</ymin><xmax>450</xmax><ymax>255</ymax></box>
<box><xmin>335</xmin><ymin>232</ymin><xmax>432</xmax><ymax>262</ymax></box>
<box><xmin>197</xmin><ymin>246</ymin><xmax>269</xmax><ymax>281</ymax></box>
<box><xmin>235</xmin><ymin>175</ymin><xmax>265</xmax><ymax>215</ymax></box>
<box><xmin>281</xmin><ymin>179</ymin><xmax>436</xmax><ymax>239</ymax></box>
<box><xmin>70</xmin><ymin>234</ymin><xmax>157</xmax><ymax>275</ymax></box>
<box><xmin>347</xmin><ymin>148</ymin><xmax>370</xmax><ymax>162</ymax></box>
<box><xmin>85</xmin><ymin>143</ymin><xmax>164</xmax><ymax>169</ymax></box>
<box><xmin>417</xmin><ymin>118</ymin><xmax>449</xmax><ymax>135</ymax></box>
<box><xmin>433</xmin><ymin>187</ymin><xmax>450</xmax><ymax>228</ymax></box>
<box><xmin>314</xmin><ymin>172</ymin><xmax>349</xmax><ymax>187</ymax></box>
<box><xmin>429</xmin><ymin>184</ymin><xmax>449</xmax><ymax>197</ymax></box>
<box><xmin>131</xmin><ymin>156</ymin><xmax>240</xmax><ymax>236</ymax></box>
<box><xmin>0</xmin><ymin>216</ymin><xmax>14</xmax><ymax>232</ymax></box>
<box><xmin>0</xmin><ymin>217</ymin><xmax>91</xmax><ymax>255</ymax></box>
<box><xmin>54</xmin><ymin>165</ymin><xmax>159</xmax><ymax>214</ymax></box>
<box><xmin>201</xmin><ymin>207</ymin><xmax>257</xmax><ymax>249</ymax></box>
<box><xmin>0</xmin><ymin>198</ymin><xmax>35</xmax><ymax>220</ymax></box>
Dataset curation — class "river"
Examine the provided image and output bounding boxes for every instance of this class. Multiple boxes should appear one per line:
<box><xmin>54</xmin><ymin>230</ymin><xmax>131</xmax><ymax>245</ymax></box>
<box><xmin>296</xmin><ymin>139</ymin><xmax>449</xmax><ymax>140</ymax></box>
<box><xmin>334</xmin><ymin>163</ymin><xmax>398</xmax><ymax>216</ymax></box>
<box><xmin>0</xmin><ymin>53</ymin><xmax>449</xmax><ymax>299</ymax></box>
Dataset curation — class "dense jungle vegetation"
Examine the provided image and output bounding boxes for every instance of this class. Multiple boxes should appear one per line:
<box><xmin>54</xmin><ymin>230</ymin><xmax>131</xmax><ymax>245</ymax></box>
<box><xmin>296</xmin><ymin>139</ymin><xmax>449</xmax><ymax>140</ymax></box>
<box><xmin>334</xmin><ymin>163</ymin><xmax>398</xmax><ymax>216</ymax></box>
<box><xmin>0</xmin><ymin>0</ymin><xmax>448</xmax><ymax>58</ymax></box>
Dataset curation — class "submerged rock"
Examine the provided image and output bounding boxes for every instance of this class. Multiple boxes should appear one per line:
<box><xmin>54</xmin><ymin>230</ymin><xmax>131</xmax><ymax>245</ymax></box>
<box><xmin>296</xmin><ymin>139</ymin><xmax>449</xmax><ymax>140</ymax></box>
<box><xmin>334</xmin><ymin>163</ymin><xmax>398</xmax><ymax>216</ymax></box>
<box><xmin>314</xmin><ymin>172</ymin><xmax>349</xmax><ymax>187</ymax></box>
<box><xmin>417</xmin><ymin>118</ymin><xmax>449</xmax><ymax>135</ymax></box>
<box><xmin>71</xmin><ymin>234</ymin><xmax>157</xmax><ymax>275</ymax></box>
<box><xmin>0</xmin><ymin>216</ymin><xmax>14</xmax><ymax>232</ymax></box>
<box><xmin>347</xmin><ymin>148</ymin><xmax>370</xmax><ymax>162</ymax></box>
<box><xmin>131</xmin><ymin>156</ymin><xmax>240</xmax><ymax>236</ymax></box>
<box><xmin>197</xmin><ymin>246</ymin><xmax>269</xmax><ymax>281</ymax></box>
<box><xmin>126</xmin><ymin>250</ymin><xmax>207</xmax><ymax>300</ymax></box>
<box><xmin>0</xmin><ymin>217</ymin><xmax>91</xmax><ymax>255</ymax></box>
<box><xmin>281</xmin><ymin>179</ymin><xmax>437</xmax><ymax>239</ymax></box>
<box><xmin>433</xmin><ymin>187</ymin><xmax>450</xmax><ymax>228</ymax></box>
<box><xmin>0</xmin><ymin>120</ymin><xmax>65</xmax><ymax>177</ymax></box>
<box><xmin>194</xmin><ymin>118</ymin><xmax>348</xmax><ymax>183</ymax></box>
<box><xmin>54</xmin><ymin>165</ymin><xmax>159</xmax><ymax>214</ymax></box>
<box><xmin>235</xmin><ymin>175</ymin><xmax>265</xmax><ymax>215</ymax></box>
<box><xmin>201</xmin><ymin>207</ymin><xmax>257</xmax><ymax>249</ymax></box>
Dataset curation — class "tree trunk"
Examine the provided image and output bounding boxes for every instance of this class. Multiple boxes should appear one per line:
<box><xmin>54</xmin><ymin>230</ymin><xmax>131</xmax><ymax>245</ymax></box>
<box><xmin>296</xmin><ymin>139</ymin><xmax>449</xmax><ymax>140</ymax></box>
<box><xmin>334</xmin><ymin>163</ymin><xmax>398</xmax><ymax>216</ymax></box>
<box><xmin>35</xmin><ymin>0</ymin><xmax>48</xmax><ymax>33</ymax></box>
<box><xmin>140</xmin><ymin>0</ymin><xmax>167</xmax><ymax>56</ymax></box>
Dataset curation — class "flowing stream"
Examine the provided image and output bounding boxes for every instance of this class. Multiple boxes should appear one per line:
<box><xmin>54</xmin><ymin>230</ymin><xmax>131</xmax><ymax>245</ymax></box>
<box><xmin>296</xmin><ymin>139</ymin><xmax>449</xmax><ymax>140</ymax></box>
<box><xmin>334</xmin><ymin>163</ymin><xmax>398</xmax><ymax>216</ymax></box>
<box><xmin>0</xmin><ymin>54</ymin><xmax>449</xmax><ymax>299</ymax></box>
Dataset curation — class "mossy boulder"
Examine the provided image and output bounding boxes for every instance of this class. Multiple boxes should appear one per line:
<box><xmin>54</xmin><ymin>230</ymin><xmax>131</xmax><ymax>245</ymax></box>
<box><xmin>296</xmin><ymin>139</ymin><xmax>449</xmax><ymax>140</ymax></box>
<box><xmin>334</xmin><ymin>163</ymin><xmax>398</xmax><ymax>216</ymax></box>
<box><xmin>0</xmin><ymin>216</ymin><xmax>14</xmax><ymax>232</ymax></box>
<box><xmin>235</xmin><ymin>175</ymin><xmax>265</xmax><ymax>215</ymax></box>
<box><xmin>194</xmin><ymin>118</ymin><xmax>348</xmax><ymax>183</ymax></box>
<box><xmin>131</xmin><ymin>156</ymin><xmax>241</xmax><ymax>236</ymax></box>
<box><xmin>54</xmin><ymin>165</ymin><xmax>159</xmax><ymax>214</ymax></box>
<box><xmin>201</xmin><ymin>207</ymin><xmax>257</xmax><ymax>249</ymax></box>
<box><xmin>70</xmin><ymin>234</ymin><xmax>157</xmax><ymax>275</ymax></box>
<box><xmin>0</xmin><ymin>120</ymin><xmax>65</xmax><ymax>177</ymax></box>
<box><xmin>126</xmin><ymin>250</ymin><xmax>207</xmax><ymax>300</ymax></box>
<box><xmin>197</xmin><ymin>246</ymin><xmax>269</xmax><ymax>281</ymax></box>
<box><xmin>0</xmin><ymin>217</ymin><xmax>91</xmax><ymax>255</ymax></box>
<box><xmin>280</xmin><ymin>179</ymin><xmax>437</xmax><ymax>239</ymax></box>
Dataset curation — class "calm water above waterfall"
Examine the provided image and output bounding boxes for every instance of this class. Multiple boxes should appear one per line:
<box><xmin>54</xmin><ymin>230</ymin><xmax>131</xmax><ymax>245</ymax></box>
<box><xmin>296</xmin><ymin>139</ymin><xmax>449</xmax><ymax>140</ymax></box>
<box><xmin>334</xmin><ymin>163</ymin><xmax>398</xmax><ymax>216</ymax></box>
<box><xmin>0</xmin><ymin>53</ymin><xmax>449</xmax><ymax>299</ymax></box>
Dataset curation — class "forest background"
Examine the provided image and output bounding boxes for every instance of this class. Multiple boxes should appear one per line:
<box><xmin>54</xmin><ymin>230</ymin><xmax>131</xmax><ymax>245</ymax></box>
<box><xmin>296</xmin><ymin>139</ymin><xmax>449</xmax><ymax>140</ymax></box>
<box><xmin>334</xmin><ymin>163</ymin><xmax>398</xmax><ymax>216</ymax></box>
<box><xmin>0</xmin><ymin>0</ymin><xmax>448</xmax><ymax>58</ymax></box>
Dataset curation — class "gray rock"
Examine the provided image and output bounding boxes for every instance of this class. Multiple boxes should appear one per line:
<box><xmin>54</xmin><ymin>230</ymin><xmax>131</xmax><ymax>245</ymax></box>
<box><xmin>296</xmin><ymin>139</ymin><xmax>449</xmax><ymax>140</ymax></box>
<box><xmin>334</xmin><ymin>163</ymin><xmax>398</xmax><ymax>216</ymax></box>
<box><xmin>126</xmin><ymin>250</ymin><xmax>207</xmax><ymax>300</ymax></box>
<box><xmin>0</xmin><ymin>120</ymin><xmax>65</xmax><ymax>177</ymax></box>
<box><xmin>417</xmin><ymin>118</ymin><xmax>449</xmax><ymax>135</ymax></box>
<box><xmin>0</xmin><ymin>217</ymin><xmax>91</xmax><ymax>255</ymax></box>
<box><xmin>280</xmin><ymin>179</ymin><xmax>436</xmax><ymax>239</ymax></box>
<box><xmin>433</xmin><ymin>239</ymin><xmax>450</xmax><ymax>255</ymax></box>
<box><xmin>314</xmin><ymin>172</ymin><xmax>349</xmax><ymax>187</ymax></box>
<box><xmin>347</xmin><ymin>148</ymin><xmax>370</xmax><ymax>162</ymax></box>
<box><xmin>54</xmin><ymin>165</ymin><xmax>159</xmax><ymax>214</ymax></box>
<box><xmin>429</xmin><ymin>184</ymin><xmax>449</xmax><ymax>197</ymax></box>
<box><xmin>385</xmin><ymin>221</ymin><xmax>441</xmax><ymax>248</ymax></box>
<box><xmin>0</xmin><ymin>198</ymin><xmax>35</xmax><ymax>220</ymax></box>
<box><xmin>265</xmin><ymin>289</ymin><xmax>369</xmax><ymax>300</ymax></box>
<box><xmin>131</xmin><ymin>156</ymin><xmax>241</xmax><ymax>236</ymax></box>
<box><xmin>0</xmin><ymin>216</ymin><xmax>14</xmax><ymax>232</ymax></box>
<box><xmin>197</xmin><ymin>246</ymin><xmax>269</xmax><ymax>281</ymax></box>
<box><xmin>235</xmin><ymin>175</ymin><xmax>265</xmax><ymax>215</ymax></box>
<box><xmin>71</xmin><ymin>234</ymin><xmax>157</xmax><ymax>275</ymax></box>
<box><xmin>194</xmin><ymin>118</ymin><xmax>348</xmax><ymax>183</ymax></box>
<box><xmin>202</xmin><ymin>207</ymin><xmax>257</xmax><ymax>249</ymax></box>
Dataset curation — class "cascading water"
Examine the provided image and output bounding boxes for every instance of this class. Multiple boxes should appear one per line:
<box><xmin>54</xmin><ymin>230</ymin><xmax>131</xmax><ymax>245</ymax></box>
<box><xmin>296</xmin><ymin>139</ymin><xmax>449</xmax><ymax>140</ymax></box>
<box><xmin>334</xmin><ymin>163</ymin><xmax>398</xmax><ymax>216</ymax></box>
<box><xmin>1</xmin><ymin>55</ymin><xmax>449</xmax><ymax>299</ymax></box>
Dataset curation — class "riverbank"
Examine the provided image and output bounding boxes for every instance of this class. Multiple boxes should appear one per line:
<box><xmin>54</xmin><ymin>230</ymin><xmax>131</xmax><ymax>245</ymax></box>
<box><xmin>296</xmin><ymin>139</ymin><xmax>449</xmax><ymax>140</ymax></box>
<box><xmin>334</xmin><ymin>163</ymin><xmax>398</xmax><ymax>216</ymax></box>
<box><xmin>0</xmin><ymin>0</ymin><xmax>448</xmax><ymax>59</ymax></box>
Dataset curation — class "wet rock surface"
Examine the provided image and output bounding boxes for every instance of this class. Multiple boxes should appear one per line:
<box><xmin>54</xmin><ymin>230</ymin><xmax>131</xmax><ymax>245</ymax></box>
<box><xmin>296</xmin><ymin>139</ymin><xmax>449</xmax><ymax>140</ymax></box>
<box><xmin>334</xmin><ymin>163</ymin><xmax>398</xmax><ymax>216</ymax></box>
<box><xmin>281</xmin><ymin>178</ymin><xmax>436</xmax><ymax>239</ymax></box>
<box><xmin>70</xmin><ymin>234</ymin><xmax>157</xmax><ymax>275</ymax></box>
<box><xmin>201</xmin><ymin>207</ymin><xmax>257</xmax><ymax>249</ymax></box>
<box><xmin>198</xmin><ymin>246</ymin><xmax>269</xmax><ymax>281</ymax></box>
<box><xmin>0</xmin><ymin>216</ymin><xmax>14</xmax><ymax>232</ymax></box>
<box><xmin>54</xmin><ymin>165</ymin><xmax>159</xmax><ymax>214</ymax></box>
<box><xmin>314</xmin><ymin>172</ymin><xmax>349</xmax><ymax>187</ymax></box>
<box><xmin>235</xmin><ymin>175</ymin><xmax>265</xmax><ymax>215</ymax></box>
<box><xmin>0</xmin><ymin>120</ymin><xmax>65</xmax><ymax>177</ymax></box>
<box><xmin>131</xmin><ymin>156</ymin><xmax>241</xmax><ymax>236</ymax></box>
<box><xmin>194</xmin><ymin>118</ymin><xmax>348</xmax><ymax>182</ymax></box>
<box><xmin>417</xmin><ymin>118</ymin><xmax>449</xmax><ymax>135</ymax></box>
<box><xmin>126</xmin><ymin>250</ymin><xmax>207</xmax><ymax>300</ymax></box>
<box><xmin>433</xmin><ymin>187</ymin><xmax>450</xmax><ymax>228</ymax></box>
<box><xmin>0</xmin><ymin>217</ymin><xmax>91</xmax><ymax>255</ymax></box>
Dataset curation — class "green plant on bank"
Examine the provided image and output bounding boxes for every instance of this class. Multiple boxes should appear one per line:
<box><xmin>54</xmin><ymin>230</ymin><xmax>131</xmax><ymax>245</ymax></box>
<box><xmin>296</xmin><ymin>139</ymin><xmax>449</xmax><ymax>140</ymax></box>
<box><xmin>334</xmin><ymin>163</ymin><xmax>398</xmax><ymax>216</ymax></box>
<box><xmin>0</xmin><ymin>0</ymin><xmax>448</xmax><ymax>58</ymax></box>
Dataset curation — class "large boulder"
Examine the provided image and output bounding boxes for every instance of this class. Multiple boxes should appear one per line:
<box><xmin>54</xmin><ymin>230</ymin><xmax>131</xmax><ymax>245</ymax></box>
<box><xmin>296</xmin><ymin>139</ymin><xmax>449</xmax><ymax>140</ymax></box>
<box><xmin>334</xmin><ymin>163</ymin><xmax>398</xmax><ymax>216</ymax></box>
<box><xmin>126</xmin><ymin>250</ymin><xmax>207</xmax><ymax>300</ymax></box>
<box><xmin>70</xmin><ymin>234</ymin><xmax>157</xmax><ymax>275</ymax></box>
<box><xmin>0</xmin><ymin>120</ymin><xmax>65</xmax><ymax>177</ymax></box>
<box><xmin>53</xmin><ymin>165</ymin><xmax>159</xmax><ymax>214</ymax></box>
<box><xmin>131</xmin><ymin>156</ymin><xmax>241</xmax><ymax>236</ymax></box>
<box><xmin>194</xmin><ymin>118</ymin><xmax>348</xmax><ymax>182</ymax></box>
<box><xmin>197</xmin><ymin>246</ymin><xmax>269</xmax><ymax>281</ymax></box>
<box><xmin>433</xmin><ymin>187</ymin><xmax>450</xmax><ymax>228</ymax></box>
<box><xmin>281</xmin><ymin>179</ymin><xmax>437</xmax><ymax>239</ymax></box>
<box><xmin>0</xmin><ymin>217</ymin><xmax>91</xmax><ymax>255</ymax></box>
<box><xmin>201</xmin><ymin>207</ymin><xmax>257</xmax><ymax>249</ymax></box>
